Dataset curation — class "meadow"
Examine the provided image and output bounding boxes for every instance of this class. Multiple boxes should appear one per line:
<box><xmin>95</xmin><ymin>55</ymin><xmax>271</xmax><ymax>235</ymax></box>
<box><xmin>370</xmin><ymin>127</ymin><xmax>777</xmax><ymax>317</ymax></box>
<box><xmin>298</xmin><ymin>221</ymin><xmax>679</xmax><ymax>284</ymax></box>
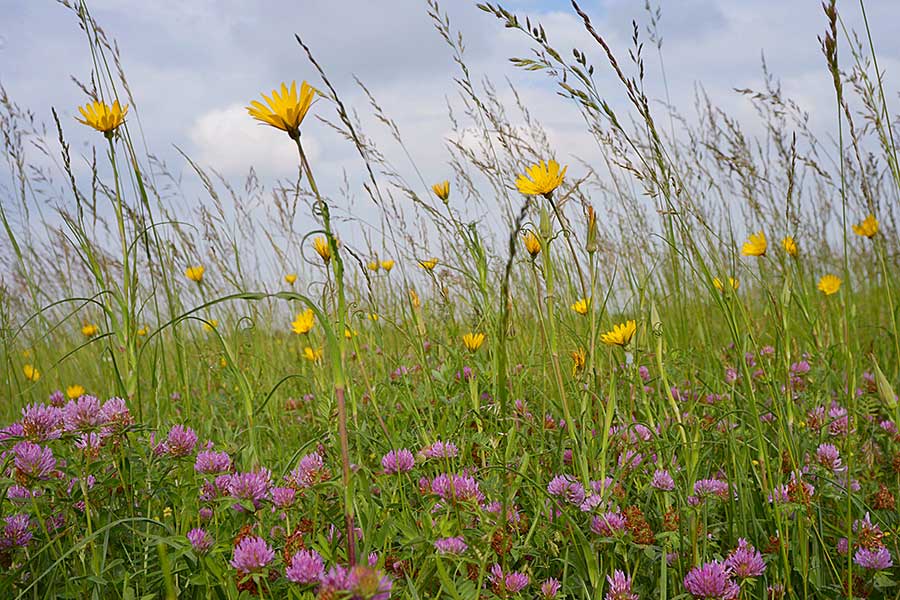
<box><xmin>1</xmin><ymin>0</ymin><xmax>900</xmax><ymax>598</ymax></box>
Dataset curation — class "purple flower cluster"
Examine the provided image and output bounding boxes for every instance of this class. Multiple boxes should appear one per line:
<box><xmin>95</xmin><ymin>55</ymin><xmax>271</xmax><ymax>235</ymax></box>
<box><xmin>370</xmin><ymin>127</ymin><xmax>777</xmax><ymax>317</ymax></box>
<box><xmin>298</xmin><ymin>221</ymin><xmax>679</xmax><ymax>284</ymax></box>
<box><xmin>433</xmin><ymin>536</ymin><xmax>468</xmax><ymax>555</ymax></box>
<box><xmin>230</xmin><ymin>536</ymin><xmax>275</xmax><ymax>573</ymax></box>
<box><xmin>418</xmin><ymin>440</ymin><xmax>459</xmax><ymax>460</ymax></box>
<box><xmin>605</xmin><ymin>570</ymin><xmax>638</xmax><ymax>600</ymax></box>
<box><xmin>187</xmin><ymin>528</ymin><xmax>214</xmax><ymax>554</ymax></box>
<box><xmin>285</xmin><ymin>549</ymin><xmax>325</xmax><ymax>584</ymax></box>
<box><xmin>683</xmin><ymin>561</ymin><xmax>739</xmax><ymax>599</ymax></box>
<box><xmin>194</xmin><ymin>449</ymin><xmax>232</xmax><ymax>474</ymax></box>
<box><xmin>381</xmin><ymin>449</ymin><xmax>415</xmax><ymax>474</ymax></box>
<box><xmin>489</xmin><ymin>564</ymin><xmax>529</xmax><ymax>595</ymax></box>
<box><xmin>724</xmin><ymin>538</ymin><xmax>765</xmax><ymax>578</ymax></box>
<box><xmin>286</xmin><ymin>452</ymin><xmax>329</xmax><ymax>488</ymax></box>
<box><xmin>12</xmin><ymin>441</ymin><xmax>56</xmax><ymax>482</ymax></box>
<box><xmin>429</xmin><ymin>473</ymin><xmax>484</xmax><ymax>504</ymax></box>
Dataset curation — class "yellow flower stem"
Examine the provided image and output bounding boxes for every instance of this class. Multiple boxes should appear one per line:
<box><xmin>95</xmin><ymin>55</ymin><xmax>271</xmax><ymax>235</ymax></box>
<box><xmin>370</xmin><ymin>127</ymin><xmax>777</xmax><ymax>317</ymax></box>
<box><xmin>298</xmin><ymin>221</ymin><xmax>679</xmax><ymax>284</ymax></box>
<box><xmin>294</xmin><ymin>135</ymin><xmax>356</xmax><ymax>566</ymax></box>
<box><xmin>876</xmin><ymin>239</ymin><xmax>900</xmax><ymax>379</ymax></box>
<box><xmin>547</xmin><ymin>196</ymin><xmax>588</xmax><ymax>299</ymax></box>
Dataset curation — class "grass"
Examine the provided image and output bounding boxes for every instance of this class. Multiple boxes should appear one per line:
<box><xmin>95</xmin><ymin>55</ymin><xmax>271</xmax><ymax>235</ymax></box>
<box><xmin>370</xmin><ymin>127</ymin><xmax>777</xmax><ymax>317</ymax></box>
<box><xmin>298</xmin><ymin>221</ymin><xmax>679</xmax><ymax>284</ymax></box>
<box><xmin>0</xmin><ymin>0</ymin><xmax>899</xmax><ymax>598</ymax></box>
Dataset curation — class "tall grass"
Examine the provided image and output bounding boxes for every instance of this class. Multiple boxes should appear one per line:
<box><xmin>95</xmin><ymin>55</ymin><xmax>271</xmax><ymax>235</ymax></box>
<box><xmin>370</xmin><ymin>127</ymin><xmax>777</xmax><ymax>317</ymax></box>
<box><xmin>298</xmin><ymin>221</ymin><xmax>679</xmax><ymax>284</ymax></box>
<box><xmin>0</xmin><ymin>0</ymin><xmax>898</xmax><ymax>598</ymax></box>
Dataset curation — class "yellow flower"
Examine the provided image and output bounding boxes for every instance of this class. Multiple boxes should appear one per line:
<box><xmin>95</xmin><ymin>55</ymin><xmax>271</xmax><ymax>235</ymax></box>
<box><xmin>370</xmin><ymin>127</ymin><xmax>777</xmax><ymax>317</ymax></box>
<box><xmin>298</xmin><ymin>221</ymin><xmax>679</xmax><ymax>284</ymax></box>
<box><xmin>462</xmin><ymin>332</ymin><xmax>485</xmax><ymax>352</ymax></box>
<box><xmin>515</xmin><ymin>160</ymin><xmax>567</xmax><ymax>197</ymax></box>
<box><xmin>368</xmin><ymin>313</ymin><xmax>379</xmax><ymax>322</ymax></box>
<box><xmin>419</xmin><ymin>258</ymin><xmax>439</xmax><ymax>272</ymax></box>
<box><xmin>185</xmin><ymin>265</ymin><xmax>205</xmax><ymax>283</ymax></box>
<box><xmin>571</xmin><ymin>348</ymin><xmax>586</xmax><ymax>376</ymax></box>
<box><xmin>81</xmin><ymin>323</ymin><xmax>99</xmax><ymax>338</ymax></box>
<box><xmin>852</xmin><ymin>214</ymin><xmax>879</xmax><ymax>239</ymax></box>
<box><xmin>137</xmin><ymin>325</ymin><xmax>149</xmax><ymax>336</ymax></box>
<box><xmin>817</xmin><ymin>274</ymin><xmax>842</xmax><ymax>296</ymax></box>
<box><xmin>409</xmin><ymin>289</ymin><xmax>421</xmax><ymax>308</ymax></box>
<box><xmin>368</xmin><ymin>260</ymin><xmax>380</xmax><ymax>272</ymax></box>
<box><xmin>344</xmin><ymin>328</ymin><xmax>358</xmax><ymax>339</ymax></box>
<box><xmin>220</xmin><ymin>357</ymin><xmax>228</xmax><ymax>368</ymax></box>
<box><xmin>523</xmin><ymin>231</ymin><xmax>541</xmax><ymax>258</ymax></box>
<box><xmin>23</xmin><ymin>364</ymin><xmax>40</xmax><ymax>382</ymax></box>
<box><xmin>782</xmin><ymin>236</ymin><xmax>798</xmax><ymax>257</ymax></box>
<box><xmin>284</xmin><ymin>273</ymin><xmax>298</xmax><ymax>285</ymax></box>
<box><xmin>291</xmin><ymin>309</ymin><xmax>315</xmax><ymax>335</ymax></box>
<box><xmin>246</xmin><ymin>81</ymin><xmax>317</xmax><ymax>138</ymax></box>
<box><xmin>66</xmin><ymin>384</ymin><xmax>85</xmax><ymax>400</ymax></box>
<box><xmin>202</xmin><ymin>319</ymin><xmax>219</xmax><ymax>332</ymax></box>
<box><xmin>571</xmin><ymin>297</ymin><xmax>590</xmax><ymax>316</ymax></box>
<box><xmin>312</xmin><ymin>236</ymin><xmax>332</xmax><ymax>263</ymax></box>
<box><xmin>432</xmin><ymin>181</ymin><xmax>450</xmax><ymax>202</ymax></box>
<box><xmin>75</xmin><ymin>100</ymin><xmax>128</xmax><ymax>134</ymax></box>
<box><xmin>712</xmin><ymin>277</ymin><xmax>739</xmax><ymax>292</ymax></box>
<box><xmin>601</xmin><ymin>320</ymin><xmax>637</xmax><ymax>347</ymax></box>
<box><xmin>741</xmin><ymin>231</ymin><xmax>767</xmax><ymax>257</ymax></box>
<box><xmin>303</xmin><ymin>346</ymin><xmax>323</xmax><ymax>362</ymax></box>
<box><xmin>381</xmin><ymin>260</ymin><xmax>394</xmax><ymax>272</ymax></box>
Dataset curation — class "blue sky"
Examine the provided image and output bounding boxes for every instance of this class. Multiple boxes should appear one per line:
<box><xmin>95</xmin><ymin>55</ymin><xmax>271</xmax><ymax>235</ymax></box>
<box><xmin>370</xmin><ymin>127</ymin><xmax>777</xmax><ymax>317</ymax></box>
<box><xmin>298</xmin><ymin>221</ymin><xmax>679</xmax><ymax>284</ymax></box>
<box><xmin>2</xmin><ymin>1</ymin><xmax>900</xmax><ymax>253</ymax></box>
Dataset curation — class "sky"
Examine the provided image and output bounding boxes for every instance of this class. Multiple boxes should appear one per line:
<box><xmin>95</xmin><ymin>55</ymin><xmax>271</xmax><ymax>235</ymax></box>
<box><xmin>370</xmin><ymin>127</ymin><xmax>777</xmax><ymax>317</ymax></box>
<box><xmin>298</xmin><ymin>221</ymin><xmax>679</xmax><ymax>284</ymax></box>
<box><xmin>2</xmin><ymin>0</ymin><xmax>900</xmax><ymax>251</ymax></box>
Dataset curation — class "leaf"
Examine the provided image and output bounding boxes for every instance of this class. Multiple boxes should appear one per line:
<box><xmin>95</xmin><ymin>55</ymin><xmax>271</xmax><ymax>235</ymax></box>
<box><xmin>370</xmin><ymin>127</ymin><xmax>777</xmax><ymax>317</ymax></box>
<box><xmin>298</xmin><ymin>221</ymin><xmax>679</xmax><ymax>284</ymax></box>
<box><xmin>871</xmin><ymin>355</ymin><xmax>898</xmax><ymax>409</ymax></box>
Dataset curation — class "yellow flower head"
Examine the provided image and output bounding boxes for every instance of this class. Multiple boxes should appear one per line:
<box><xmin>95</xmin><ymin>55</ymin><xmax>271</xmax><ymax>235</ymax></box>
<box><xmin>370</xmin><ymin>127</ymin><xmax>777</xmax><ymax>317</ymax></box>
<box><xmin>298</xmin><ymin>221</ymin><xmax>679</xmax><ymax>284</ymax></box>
<box><xmin>419</xmin><ymin>258</ymin><xmax>439</xmax><ymax>272</ymax></box>
<box><xmin>368</xmin><ymin>260</ymin><xmax>380</xmax><ymax>272</ymax></box>
<box><xmin>817</xmin><ymin>274</ymin><xmax>842</xmax><ymax>296</ymax></box>
<box><xmin>381</xmin><ymin>260</ymin><xmax>394</xmax><ymax>272</ymax></box>
<box><xmin>312</xmin><ymin>236</ymin><xmax>332</xmax><ymax>263</ymax></box>
<box><xmin>368</xmin><ymin>313</ymin><xmax>379</xmax><ymax>322</ymax></box>
<box><xmin>462</xmin><ymin>332</ymin><xmax>485</xmax><ymax>352</ymax></box>
<box><xmin>202</xmin><ymin>319</ymin><xmax>219</xmax><ymax>332</ymax></box>
<box><xmin>246</xmin><ymin>81</ymin><xmax>317</xmax><ymax>138</ymax></box>
<box><xmin>76</xmin><ymin>100</ymin><xmax>128</xmax><ymax>134</ymax></box>
<box><xmin>66</xmin><ymin>384</ymin><xmax>85</xmax><ymax>400</ymax></box>
<box><xmin>712</xmin><ymin>277</ymin><xmax>739</xmax><ymax>292</ymax></box>
<box><xmin>571</xmin><ymin>348</ymin><xmax>586</xmax><ymax>376</ymax></box>
<box><xmin>571</xmin><ymin>297</ymin><xmax>590</xmax><ymax>316</ymax></box>
<box><xmin>523</xmin><ymin>231</ymin><xmax>541</xmax><ymax>258</ymax></box>
<box><xmin>185</xmin><ymin>265</ymin><xmax>205</xmax><ymax>283</ymax></box>
<box><xmin>741</xmin><ymin>231</ymin><xmax>767</xmax><ymax>257</ymax></box>
<box><xmin>432</xmin><ymin>181</ymin><xmax>450</xmax><ymax>202</ymax></box>
<box><xmin>601</xmin><ymin>320</ymin><xmax>637</xmax><ymax>347</ymax></box>
<box><xmin>303</xmin><ymin>346</ymin><xmax>323</xmax><ymax>362</ymax></box>
<box><xmin>782</xmin><ymin>236</ymin><xmax>798</xmax><ymax>257</ymax></box>
<box><xmin>409</xmin><ymin>289</ymin><xmax>421</xmax><ymax>309</ymax></box>
<box><xmin>515</xmin><ymin>160</ymin><xmax>567</xmax><ymax>197</ymax></box>
<box><xmin>23</xmin><ymin>364</ymin><xmax>40</xmax><ymax>382</ymax></box>
<box><xmin>137</xmin><ymin>325</ymin><xmax>149</xmax><ymax>336</ymax></box>
<box><xmin>291</xmin><ymin>309</ymin><xmax>315</xmax><ymax>335</ymax></box>
<box><xmin>81</xmin><ymin>323</ymin><xmax>99</xmax><ymax>338</ymax></box>
<box><xmin>852</xmin><ymin>214</ymin><xmax>879</xmax><ymax>239</ymax></box>
<box><xmin>284</xmin><ymin>273</ymin><xmax>298</xmax><ymax>285</ymax></box>
<box><xmin>344</xmin><ymin>328</ymin><xmax>358</xmax><ymax>339</ymax></box>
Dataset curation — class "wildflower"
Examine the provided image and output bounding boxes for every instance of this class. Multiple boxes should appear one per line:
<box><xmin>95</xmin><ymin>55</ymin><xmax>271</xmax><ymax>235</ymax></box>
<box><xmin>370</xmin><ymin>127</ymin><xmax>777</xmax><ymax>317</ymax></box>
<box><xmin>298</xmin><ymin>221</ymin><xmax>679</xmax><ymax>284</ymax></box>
<box><xmin>591</xmin><ymin>511</ymin><xmax>627</xmax><ymax>536</ymax></box>
<box><xmin>515</xmin><ymin>159</ymin><xmax>567</xmax><ymax>197</ymax></box>
<box><xmin>651</xmin><ymin>469</ymin><xmax>675</xmax><ymax>491</ymax></box>
<box><xmin>12</xmin><ymin>441</ymin><xmax>56</xmax><ymax>482</ymax></box>
<box><xmin>23</xmin><ymin>364</ymin><xmax>40</xmax><ymax>382</ymax></box>
<box><xmin>782</xmin><ymin>236</ymin><xmax>798</xmax><ymax>257</ymax></box>
<box><xmin>489</xmin><ymin>564</ymin><xmax>530</xmax><ymax>595</ymax></box>
<box><xmin>187</xmin><ymin>528</ymin><xmax>214</xmax><ymax>554</ymax></box>
<box><xmin>571</xmin><ymin>348</ymin><xmax>586</xmax><ymax>376</ymax></box>
<box><xmin>164</xmin><ymin>425</ymin><xmax>198</xmax><ymax>457</ymax></box>
<box><xmin>381</xmin><ymin>449</ymin><xmax>415</xmax><ymax>474</ymax></box>
<box><xmin>817</xmin><ymin>274</ymin><xmax>841</xmax><ymax>295</ymax></box>
<box><xmin>815</xmin><ymin>443</ymin><xmax>842</xmax><ymax>472</ymax></box>
<box><xmin>303</xmin><ymin>346</ymin><xmax>323</xmax><ymax>362</ymax></box>
<box><xmin>291</xmin><ymin>308</ymin><xmax>315</xmax><ymax>335</ymax></box>
<box><xmin>430</xmin><ymin>473</ymin><xmax>484</xmax><ymax>504</ymax></box>
<box><xmin>202</xmin><ymin>320</ymin><xmax>218</xmax><ymax>332</ymax></box>
<box><xmin>0</xmin><ymin>514</ymin><xmax>33</xmax><ymax>549</ymax></box>
<box><xmin>270</xmin><ymin>486</ymin><xmax>296</xmax><ymax>508</ymax></box>
<box><xmin>344</xmin><ymin>328</ymin><xmax>358</xmax><ymax>339</ymax></box>
<box><xmin>523</xmin><ymin>231</ymin><xmax>542</xmax><ymax>258</ymax></box>
<box><xmin>462</xmin><ymin>332</ymin><xmax>485</xmax><ymax>352</ymax></box>
<box><xmin>368</xmin><ymin>260</ymin><xmax>380</xmax><ymax>272</ymax></box>
<box><xmin>852</xmin><ymin>213</ymin><xmax>879</xmax><ymax>238</ymax></box>
<box><xmin>712</xmin><ymin>277</ymin><xmax>738</xmax><ymax>292</ymax></box>
<box><xmin>75</xmin><ymin>100</ymin><xmax>128</xmax><ymax>134</ymax></box>
<box><xmin>284</xmin><ymin>273</ymin><xmax>298</xmax><ymax>285</ymax></box>
<box><xmin>419</xmin><ymin>258</ymin><xmax>439</xmax><ymax>271</ymax></box>
<box><xmin>725</xmin><ymin>538</ymin><xmax>766</xmax><ymax>578</ymax></box>
<box><xmin>286</xmin><ymin>453</ymin><xmax>330</xmax><ymax>488</ymax></box>
<box><xmin>81</xmin><ymin>323</ymin><xmax>99</xmax><ymax>338</ymax></box>
<box><xmin>227</xmin><ymin>469</ymin><xmax>272</xmax><ymax>510</ymax></box>
<box><xmin>230</xmin><ymin>536</ymin><xmax>275</xmax><ymax>573</ymax></box>
<box><xmin>432</xmin><ymin>180</ymin><xmax>450</xmax><ymax>202</ymax></box>
<box><xmin>21</xmin><ymin>403</ymin><xmax>63</xmax><ymax>441</ymax></box>
<box><xmin>100</xmin><ymin>397</ymin><xmax>133</xmax><ymax>432</ymax></box>
<box><xmin>137</xmin><ymin>325</ymin><xmax>149</xmax><ymax>336</ymax></box>
<box><xmin>319</xmin><ymin>564</ymin><xmax>392</xmax><ymax>600</ymax></box>
<box><xmin>434</xmin><ymin>536</ymin><xmax>468</xmax><ymax>555</ymax></box>
<box><xmin>63</xmin><ymin>395</ymin><xmax>103</xmax><ymax>431</ymax></box>
<box><xmin>585</xmin><ymin>205</ymin><xmax>599</xmax><ymax>254</ymax></box>
<box><xmin>409</xmin><ymin>289</ymin><xmax>421</xmax><ymax>308</ymax></box>
<box><xmin>418</xmin><ymin>440</ymin><xmax>459</xmax><ymax>460</ymax></box>
<box><xmin>741</xmin><ymin>231</ymin><xmax>767</xmax><ymax>257</ymax></box>
<box><xmin>195</xmin><ymin>450</ymin><xmax>232</xmax><ymax>474</ymax></box>
<box><xmin>605</xmin><ymin>570</ymin><xmax>638</xmax><ymax>600</ymax></box>
<box><xmin>683</xmin><ymin>561</ymin><xmax>739</xmax><ymax>599</ymax></box>
<box><xmin>547</xmin><ymin>474</ymin><xmax>586</xmax><ymax>506</ymax></box>
<box><xmin>601</xmin><ymin>320</ymin><xmax>637</xmax><ymax>348</ymax></box>
<box><xmin>66</xmin><ymin>385</ymin><xmax>85</xmax><ymax>400</ymax></box>
<box><xmin>571</xmin><ymin>297</ymin><xmax>590</xmax><ymax>316</ymax></box>
<box><xmin>286</xmin><ymin>549</ymin><xmax>325</xmax><ymax>584</ymax></box>
<box><xmin>312</xmin><ymin>236</ymin><xmax>332</xmax><ymax>263</ymax></box>
<box><xmin>854</xmin><ymin>546</ymin><xmax>893</xmax><ymax>570</ymax></box>
<box><xmin>540</xmin><ymin>578</ymin><xmax>562</xmax><ymax>599</ymax></box>
<box><xmin>246</xmin><ymin>81</ymin><xmax>316</xmax><ymax>139</ymax></box>
<box><xmin>185</xmin><ymin>265</ymin><xmax>205</xmax><ymax>283</ymax></box>
<box><xmin>381</xmin><ymin>259</ymin><xmax>394</xmax><ymax>272</ymax></box>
